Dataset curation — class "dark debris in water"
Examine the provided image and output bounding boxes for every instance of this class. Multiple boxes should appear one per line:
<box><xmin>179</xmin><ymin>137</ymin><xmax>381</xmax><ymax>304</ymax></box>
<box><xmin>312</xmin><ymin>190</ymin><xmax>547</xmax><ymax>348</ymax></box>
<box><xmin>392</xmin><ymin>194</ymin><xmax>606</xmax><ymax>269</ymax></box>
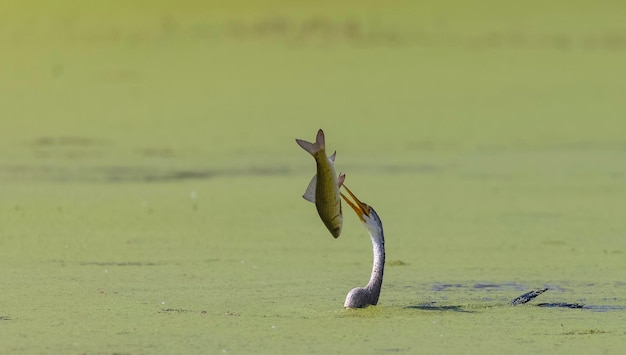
<box><xmin>510</xmin><ymin>288</ymin><xmax>549</xmax><ymax>305</ymax></box>
<box><xmin>432</xmin><ymin>282</ymin><xmax>528</xmax><ymax>292</ymax></box>
<box><xmin>510</xmin><ymin>289</ymin><xmax>586</xmax><ymax>308</ymax></box>
<box><xmin>158</xmin><ymin>308</ymin><xmax>193</xmax><ymax>314</ymax></box>
<box><xmin>432</xmin><ymin>283</ymin><xmax>464</xmax><ymax>291</ymax></box>
<box><xmin>474</xmin><ymin>282</ymin><xmax>526</xmax><ymax>291</ymax></box>
<box><xmin>405</xmin><ymin>303</ymin><xmax>473</xmax><ymax>313</ymax></box>
<box><xmin>583</xmin><ymin>305</ymin><xmax>626</xmax><ymax>312</ymax></box>
<box><xmin>562</xmin><ymin>329</ymin><xmax>606</xmax><ymax>335</ymax></box>
<box><xmin>474</xmin><ymin>283</ymin><xmax>502</xmax><ymax>289</ymax></box>
<box><xmin>423</xmin><ymin>284</ymin><xmax>596</xmax><ymax>310</ymax></box>
<box><xmin>537</xmin><ymin>302</ymin><xmax>585</xmax><ymax>309</ymax></box>
<box><xmin>1</xmin><ymin>316</ymin><xmax>12</xmax><ymax>321</ymax></box>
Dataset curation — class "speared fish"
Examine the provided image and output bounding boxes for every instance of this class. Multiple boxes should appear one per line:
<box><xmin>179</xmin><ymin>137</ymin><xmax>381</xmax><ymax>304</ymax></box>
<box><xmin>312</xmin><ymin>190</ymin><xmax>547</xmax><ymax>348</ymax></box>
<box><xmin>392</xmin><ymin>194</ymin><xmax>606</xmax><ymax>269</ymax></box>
<box><xmin>296</xmin><ymin>129</ymin><xmax>345</xmax><ymax>238</ymax></box>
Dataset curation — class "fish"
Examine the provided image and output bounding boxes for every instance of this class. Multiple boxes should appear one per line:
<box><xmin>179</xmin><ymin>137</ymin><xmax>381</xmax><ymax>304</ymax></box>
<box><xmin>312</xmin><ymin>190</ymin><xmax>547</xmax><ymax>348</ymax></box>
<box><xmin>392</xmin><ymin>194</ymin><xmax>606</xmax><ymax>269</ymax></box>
<box><xmin>296</xmin><ymin>129</ymin><xmax>345</xmax><ymax>238</ymax></box>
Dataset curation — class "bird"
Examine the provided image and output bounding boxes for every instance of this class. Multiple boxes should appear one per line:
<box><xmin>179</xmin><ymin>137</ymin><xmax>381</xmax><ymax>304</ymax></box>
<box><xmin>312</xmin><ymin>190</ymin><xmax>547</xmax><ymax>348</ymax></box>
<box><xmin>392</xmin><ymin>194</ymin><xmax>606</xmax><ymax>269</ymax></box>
<box><xmin>340</xmin><ymin>184</ymin><xmax>385</xmax><ymax>308</ymax></box>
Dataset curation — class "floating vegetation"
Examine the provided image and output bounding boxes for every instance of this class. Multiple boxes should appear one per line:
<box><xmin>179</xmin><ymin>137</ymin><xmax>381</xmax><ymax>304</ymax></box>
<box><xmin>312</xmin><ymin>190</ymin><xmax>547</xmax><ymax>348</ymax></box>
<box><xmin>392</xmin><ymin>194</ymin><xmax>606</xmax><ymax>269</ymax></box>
<box><xmin>158</xmin><ymin>308</ymin><xmax>193</xmax><ymax>314</ymax></box>
<box><xmin>537</xmin><ymin>303</ymin><xmax>585</xmax><ymax>309</ymax></box>
<box><xmin>563</xmin><ymin>329</ymin><xmax>607</xmax><ymax>335</ymax></box>
<box><xmin>0</xmin><ymin>163</ymin><xmax>290</xmax><ymax>183</ymax></box>
<box><xmin>80</xmin><ymin>261</ymin><xmax>166</xmax><ymax>267</ymax></box>
<box><xmin>388</xmin><ymin>260</ymin><xmax>408</xmax><ymax>266</ymax></box>
<box><xmin>405</xmin><ymin>303</ymin><xmax>473</xmax><ymax>313</ymax></box>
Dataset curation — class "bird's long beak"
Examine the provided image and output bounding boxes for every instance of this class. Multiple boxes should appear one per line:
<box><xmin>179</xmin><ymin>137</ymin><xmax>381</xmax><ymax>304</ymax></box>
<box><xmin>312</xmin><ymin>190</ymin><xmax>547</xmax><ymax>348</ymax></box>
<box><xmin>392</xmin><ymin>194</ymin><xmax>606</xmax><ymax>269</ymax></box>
<box><xmin>340</xmin><ymin>184</ymin><xmax>370</xmax><ymax>222</ymax></box>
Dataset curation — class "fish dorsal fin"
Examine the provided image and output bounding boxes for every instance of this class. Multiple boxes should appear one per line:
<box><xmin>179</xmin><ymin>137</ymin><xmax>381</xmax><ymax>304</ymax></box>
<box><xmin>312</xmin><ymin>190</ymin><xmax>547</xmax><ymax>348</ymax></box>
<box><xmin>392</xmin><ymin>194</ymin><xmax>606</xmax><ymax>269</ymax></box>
<box><xmin>302</xmin><ymin>174</ymin><xmax>317</xmax><ymax>203</ymax></box>
<box><xmin>328</xmin><ymin>151</ymin><xmax>336</xmax><ymax>163</ymax></box>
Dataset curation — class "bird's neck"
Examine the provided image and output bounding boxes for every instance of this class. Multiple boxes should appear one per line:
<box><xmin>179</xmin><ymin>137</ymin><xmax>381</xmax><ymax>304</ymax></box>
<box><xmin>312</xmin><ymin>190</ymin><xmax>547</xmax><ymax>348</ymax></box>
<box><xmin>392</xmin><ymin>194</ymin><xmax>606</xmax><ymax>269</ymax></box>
<box><xmin>365</xmin><ymin>229</ymin><xmax>385</xmax><ymax>304</ymax></box>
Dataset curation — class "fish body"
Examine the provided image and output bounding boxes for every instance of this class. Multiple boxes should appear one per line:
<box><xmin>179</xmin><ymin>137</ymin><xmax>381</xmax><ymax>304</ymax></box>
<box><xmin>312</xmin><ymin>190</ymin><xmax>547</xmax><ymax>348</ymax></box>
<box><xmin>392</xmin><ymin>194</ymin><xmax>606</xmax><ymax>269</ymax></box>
<box><xmin>296</xmin><ymin>129</ymin><xmax>344</xmax><ymax>238</ymax></box>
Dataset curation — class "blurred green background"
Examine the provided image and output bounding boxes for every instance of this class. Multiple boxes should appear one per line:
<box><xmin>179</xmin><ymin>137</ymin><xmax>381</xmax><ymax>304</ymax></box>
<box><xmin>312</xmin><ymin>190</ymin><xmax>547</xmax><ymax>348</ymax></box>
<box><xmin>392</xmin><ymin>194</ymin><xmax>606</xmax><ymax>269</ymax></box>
<box><xmin>3</xmin><ymin>0</ymin><xmax>625</xmax><ymax>167</ymax></box>
<box><xmin>1</xmin><ymin>1</ymin><xmax>625</xmax><ymax>354</ymax></box>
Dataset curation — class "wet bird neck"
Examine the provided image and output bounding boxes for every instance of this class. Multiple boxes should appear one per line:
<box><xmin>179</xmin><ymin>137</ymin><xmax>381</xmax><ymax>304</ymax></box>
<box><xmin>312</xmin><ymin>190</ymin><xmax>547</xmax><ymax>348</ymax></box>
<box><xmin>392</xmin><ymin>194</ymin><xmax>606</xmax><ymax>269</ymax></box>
<box><xmin>365</xmin><ymin>230</ymin><xmax>385</xmax><ymax>303</ymax></box>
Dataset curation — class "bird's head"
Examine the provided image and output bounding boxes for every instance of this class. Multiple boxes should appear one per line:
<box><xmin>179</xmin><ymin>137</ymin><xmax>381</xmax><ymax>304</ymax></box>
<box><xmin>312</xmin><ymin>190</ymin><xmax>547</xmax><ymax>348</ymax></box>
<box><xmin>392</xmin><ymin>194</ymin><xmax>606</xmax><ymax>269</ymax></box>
<box><xmin>340</xmin><ymin>184</ymin><xmax>383</xmax><ymax>237</ymax></box>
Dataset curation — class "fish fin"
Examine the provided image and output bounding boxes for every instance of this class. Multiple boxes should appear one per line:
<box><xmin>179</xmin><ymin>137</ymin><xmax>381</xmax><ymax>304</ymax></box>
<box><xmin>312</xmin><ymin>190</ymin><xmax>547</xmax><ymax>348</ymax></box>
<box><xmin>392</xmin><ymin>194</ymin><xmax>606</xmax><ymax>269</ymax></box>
<box><xmin>337</xmin><ymin>172</ymin><xmax>345</xmax><ymax>187</ymax></box>
<box><xmin>328</xmin><ymin>150</ymin><xmax>336</xmax><ymax>163</ymax></box>
<box><xmin>302</xmin><ymin>175</ymin><xmax>317</xmax><ymax>203</ymax></box>
<box><xmin>295</xmin><ymin>129</ymin><xmax>325</xmax><ymax>155</ymax></box>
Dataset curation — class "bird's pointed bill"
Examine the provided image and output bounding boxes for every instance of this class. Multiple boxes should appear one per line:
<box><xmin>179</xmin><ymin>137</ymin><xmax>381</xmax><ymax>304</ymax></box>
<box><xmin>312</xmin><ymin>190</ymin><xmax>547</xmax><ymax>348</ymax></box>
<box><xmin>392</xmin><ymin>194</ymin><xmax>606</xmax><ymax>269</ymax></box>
<box><xmin>340</xmin><ymin>184</ymin><xmax>370</xmax><ymax>222</ymax></box>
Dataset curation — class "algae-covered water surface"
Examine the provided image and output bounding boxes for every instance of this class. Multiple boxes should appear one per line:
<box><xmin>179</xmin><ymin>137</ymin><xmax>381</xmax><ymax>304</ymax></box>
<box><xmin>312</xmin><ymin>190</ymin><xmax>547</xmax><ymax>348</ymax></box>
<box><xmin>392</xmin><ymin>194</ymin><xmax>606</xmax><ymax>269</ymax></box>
<box><xmin>2</xmin><ymin>1</ymin><xmax>626</xmax><ymax>354</ymax></box>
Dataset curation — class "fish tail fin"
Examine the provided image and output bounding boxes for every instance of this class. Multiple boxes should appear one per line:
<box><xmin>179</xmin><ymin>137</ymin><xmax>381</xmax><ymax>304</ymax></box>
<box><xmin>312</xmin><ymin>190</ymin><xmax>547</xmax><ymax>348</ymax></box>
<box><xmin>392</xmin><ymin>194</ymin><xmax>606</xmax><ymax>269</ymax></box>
<box><xmin>295</xmin><ymin>129</ymin><xmax>325</xmax><ymax>155</ymax></box>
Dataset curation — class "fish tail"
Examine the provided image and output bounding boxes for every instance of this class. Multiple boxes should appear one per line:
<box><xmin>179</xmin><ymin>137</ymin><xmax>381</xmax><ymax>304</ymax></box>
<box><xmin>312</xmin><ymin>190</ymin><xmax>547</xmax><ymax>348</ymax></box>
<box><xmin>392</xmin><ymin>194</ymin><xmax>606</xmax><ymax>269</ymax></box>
<box><xmin>295</xmin><ymin>129</ymin><xmax>325</xmax><ymax>155</ymax></box>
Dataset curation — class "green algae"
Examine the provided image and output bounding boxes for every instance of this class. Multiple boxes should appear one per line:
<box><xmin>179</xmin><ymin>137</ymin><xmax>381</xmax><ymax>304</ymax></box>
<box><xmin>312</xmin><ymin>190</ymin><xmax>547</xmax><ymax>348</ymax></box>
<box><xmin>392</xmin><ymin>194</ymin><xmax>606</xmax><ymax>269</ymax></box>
<box><xmin>2</xmin><ymin>1</ymin><xmax>626</xmax><ymax>354</ymax></box>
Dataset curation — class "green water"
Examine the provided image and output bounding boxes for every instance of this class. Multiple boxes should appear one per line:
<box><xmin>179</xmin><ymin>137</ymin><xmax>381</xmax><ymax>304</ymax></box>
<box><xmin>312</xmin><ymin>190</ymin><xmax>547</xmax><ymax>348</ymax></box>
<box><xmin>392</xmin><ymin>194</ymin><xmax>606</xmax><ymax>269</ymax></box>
<box><xmin>2</xmin><ymin>1</ymin><xmax>626</xmax><ymax>354</ymax></box>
